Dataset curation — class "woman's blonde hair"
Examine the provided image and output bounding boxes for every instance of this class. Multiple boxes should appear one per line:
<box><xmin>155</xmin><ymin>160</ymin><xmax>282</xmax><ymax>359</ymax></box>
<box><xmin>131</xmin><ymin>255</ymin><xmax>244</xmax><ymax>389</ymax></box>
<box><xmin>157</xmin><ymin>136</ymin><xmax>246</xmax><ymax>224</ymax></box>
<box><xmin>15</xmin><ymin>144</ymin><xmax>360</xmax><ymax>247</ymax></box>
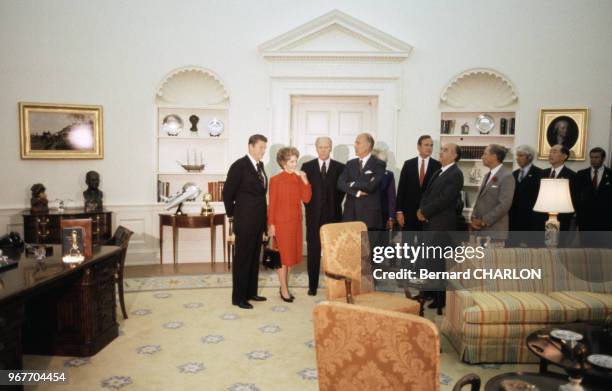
<box><xmin>276</xmin><ymin>147</ymin><xmax>300</xmax><ymax>168</ymax></box>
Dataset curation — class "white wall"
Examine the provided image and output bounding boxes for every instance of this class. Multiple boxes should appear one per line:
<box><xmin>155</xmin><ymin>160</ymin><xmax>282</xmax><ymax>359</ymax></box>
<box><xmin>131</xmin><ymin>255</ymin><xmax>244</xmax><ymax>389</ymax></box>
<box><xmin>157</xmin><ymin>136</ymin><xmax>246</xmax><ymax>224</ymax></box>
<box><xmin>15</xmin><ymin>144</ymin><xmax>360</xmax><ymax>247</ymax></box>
<box><xmin>1</xmin><ymin>0</ymin><xmax>611</xmax><ymax>261</ymax></box>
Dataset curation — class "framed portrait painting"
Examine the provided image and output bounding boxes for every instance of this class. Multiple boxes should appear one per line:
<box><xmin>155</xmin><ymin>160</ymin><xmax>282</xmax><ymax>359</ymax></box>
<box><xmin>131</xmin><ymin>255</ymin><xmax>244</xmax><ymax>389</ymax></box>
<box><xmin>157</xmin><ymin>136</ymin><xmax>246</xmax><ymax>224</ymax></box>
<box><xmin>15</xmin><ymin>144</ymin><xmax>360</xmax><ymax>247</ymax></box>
<box><xmin>19</xmin><ymin>102</ymin><xmax>103</xmax><ymax>159</ymax></box>
<box><xmin>537</xmin><ymin>108</ymin><xmax>588</xmax><ymax>161</ymax></box>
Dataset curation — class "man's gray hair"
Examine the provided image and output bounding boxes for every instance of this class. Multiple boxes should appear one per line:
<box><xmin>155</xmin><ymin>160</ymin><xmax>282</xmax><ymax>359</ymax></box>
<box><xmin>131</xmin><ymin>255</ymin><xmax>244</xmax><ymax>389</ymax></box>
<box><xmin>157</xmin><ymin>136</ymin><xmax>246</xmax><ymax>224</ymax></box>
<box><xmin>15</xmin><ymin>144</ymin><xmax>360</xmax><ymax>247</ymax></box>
<box><xmin>488</xmin><ymin>144</ymin><xmax>508</xmax><ymax>163</ymax></box>
<box><xmin>515</xmin><ymin>144</ymin><xmax>535</xmax><ymax>162</ymax></box>
<box><xmin>315</xmin><ymin>136</ymin><xmax>332</xmax><ymax>147</ymax></box>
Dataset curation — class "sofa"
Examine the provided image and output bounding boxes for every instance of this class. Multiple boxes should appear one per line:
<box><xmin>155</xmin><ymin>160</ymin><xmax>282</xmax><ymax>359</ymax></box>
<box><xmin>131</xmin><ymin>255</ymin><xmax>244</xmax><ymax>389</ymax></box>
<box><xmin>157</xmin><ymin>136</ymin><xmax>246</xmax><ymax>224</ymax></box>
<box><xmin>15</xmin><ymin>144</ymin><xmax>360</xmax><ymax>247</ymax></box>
<box><xmin>442</xmin><ymin>248</ymin><xmax>612</xmax><ymax>363</ymax></box>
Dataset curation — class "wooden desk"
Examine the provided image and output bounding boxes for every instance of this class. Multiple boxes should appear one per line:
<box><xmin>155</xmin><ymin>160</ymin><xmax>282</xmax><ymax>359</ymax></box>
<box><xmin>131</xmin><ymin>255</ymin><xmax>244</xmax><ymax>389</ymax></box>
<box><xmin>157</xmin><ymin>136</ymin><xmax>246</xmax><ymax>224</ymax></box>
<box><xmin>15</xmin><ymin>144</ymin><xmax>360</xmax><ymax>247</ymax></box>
<box><xmin>159</xmin><ymin>213</ymin><xmax>226</xmax><ymax>264</ymax></box>
<box><xmin>0</xmin><ymin>245</ymin><xmax>121</xmax><ymax>387</ymax></box>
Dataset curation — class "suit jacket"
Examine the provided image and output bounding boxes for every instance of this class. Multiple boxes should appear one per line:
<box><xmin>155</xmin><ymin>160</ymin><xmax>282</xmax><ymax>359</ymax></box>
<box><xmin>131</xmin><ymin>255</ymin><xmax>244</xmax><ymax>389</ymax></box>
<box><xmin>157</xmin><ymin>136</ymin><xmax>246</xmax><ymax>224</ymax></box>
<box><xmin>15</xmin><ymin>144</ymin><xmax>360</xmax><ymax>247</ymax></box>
<box><xmin>540</xmin><ymin>166</ymin><xmax>577</xmax><ymax>231</ymax></box>
<box><xmin>338</xmin><ymin>155</ymin><xmax>386</xmax><ymax>230</ymax></box>
<box><xmin>419</xmin><ymin>163</ymin><xmax>464</xmax><ymax>231</ymax></box>
<box><xmin>576</xmin><ymin>166</ymin><xmax>612</xmax><ymax>230</ymax></box>
<box><xmin>396</xmin><ymin>157</ymin><xmax>441</xmax><ymax>230</ymax></box>
<box><xmin>472</xmin><ymin>165</ymin><xmax>515</xmax><ymax>238</ymax></box>
<box><xmin>222</xmin><ymin>155</ymin><xmax>268</xmax><ymax>234</ymax></box>
<box><xmin>301</xmin><ymin>158</ymin><xmax>345</xmax><ymax>227</ymax></box>
<box><xmin>380</xmin><ymin>170</ymin><xmax>397</xmax><ymax>220</ymax></box>
<box><xmin>509</xmin><ymin>165</ymin><xmax>543</xmax><ymax>231</ymax></box>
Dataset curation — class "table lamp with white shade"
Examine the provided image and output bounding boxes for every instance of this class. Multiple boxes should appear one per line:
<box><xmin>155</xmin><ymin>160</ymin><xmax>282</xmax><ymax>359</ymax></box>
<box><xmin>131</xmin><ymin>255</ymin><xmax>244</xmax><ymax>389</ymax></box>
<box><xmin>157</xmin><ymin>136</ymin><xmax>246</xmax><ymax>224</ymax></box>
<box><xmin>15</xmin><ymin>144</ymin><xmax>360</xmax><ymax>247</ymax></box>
<box><xmin>533</xmin><ymin>178</ymin><xmax>574</xmax><ymax>247</ymax></box>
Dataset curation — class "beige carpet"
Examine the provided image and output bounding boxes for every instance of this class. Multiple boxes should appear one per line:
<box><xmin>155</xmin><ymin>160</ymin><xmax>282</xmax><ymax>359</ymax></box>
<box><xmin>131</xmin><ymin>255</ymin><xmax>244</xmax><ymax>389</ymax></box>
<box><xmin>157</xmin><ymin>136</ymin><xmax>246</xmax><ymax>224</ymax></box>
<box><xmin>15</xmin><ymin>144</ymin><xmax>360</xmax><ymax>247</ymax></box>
<box><xmin>24</xmin><ymin>274</ymin><xmax>538</xmax><ymax>390</ymax></box>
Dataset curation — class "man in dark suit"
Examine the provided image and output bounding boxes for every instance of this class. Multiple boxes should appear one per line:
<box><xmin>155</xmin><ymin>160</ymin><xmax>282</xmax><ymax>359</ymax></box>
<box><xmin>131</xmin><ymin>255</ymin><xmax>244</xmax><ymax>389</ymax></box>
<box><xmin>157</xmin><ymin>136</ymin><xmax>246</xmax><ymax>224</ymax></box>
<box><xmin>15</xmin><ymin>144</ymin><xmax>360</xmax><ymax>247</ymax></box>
<box><xmin>540</xmin><ymin>144</ymin><xmax>578</xmax><ymax>231</ymax></box>
<box><xmin>338</xmin><ymin>133</ymin><xmax>386</xmax><ymax>230</ymax></box>
<box><xmin>396</xmin><ymin>135</ymin><xmax>441</xmax><ymax>231</ymax></box>
<box><xmin>509</xmin><ymin>145</ymin><xmax>543</xmax><ymax>232</ymax></box>
<box><xmin>222</xmin><ymin>134</ymin><xmax>269</xmax><ymax>309</ymax></box>
<box><xmin>576</xmin><ymin>147</ymin><xmax>612</xmax><ymax>231</ymax></box>
<box><xmin>302</xmin><ymin>137</ymin><xmax>345</xmax><ymax>296</ymax></box>
<box><xmin>417</xmin><ymin>143</ymin><xmax>463</xmax><ymax>314</ymax></box>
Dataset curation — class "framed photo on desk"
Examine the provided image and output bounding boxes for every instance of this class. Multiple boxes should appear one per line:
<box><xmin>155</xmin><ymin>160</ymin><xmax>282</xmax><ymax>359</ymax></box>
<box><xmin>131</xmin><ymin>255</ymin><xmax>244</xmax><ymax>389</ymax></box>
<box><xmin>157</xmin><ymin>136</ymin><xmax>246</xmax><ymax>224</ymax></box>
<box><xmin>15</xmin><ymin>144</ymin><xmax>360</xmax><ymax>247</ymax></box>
<box><xmin>60</xmin><ymin>218</ymin><xmax>92</xmax><ymax>257</ymax></box>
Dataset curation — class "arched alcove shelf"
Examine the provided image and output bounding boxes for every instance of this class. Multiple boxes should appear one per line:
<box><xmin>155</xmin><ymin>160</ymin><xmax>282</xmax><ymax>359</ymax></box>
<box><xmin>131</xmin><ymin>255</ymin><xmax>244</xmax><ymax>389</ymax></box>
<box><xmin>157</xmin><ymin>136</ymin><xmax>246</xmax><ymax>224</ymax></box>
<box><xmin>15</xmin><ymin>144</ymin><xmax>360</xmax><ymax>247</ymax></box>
<box><xmin>156</xmin><ymin>66</ymin><xmax>229</xmax><ymax>107</ymax></box>
<box><xmin>155</xmin><ymin>66</ymin><xmax>230</xmax><ymax>204</ymax></box>
<box><xmin>439</xmin><ymin>68</ymin><xmax>519</xmax><ymax>213</ymax></box>
<box><xmin>440</xmin><ymin>68</ymin><xmax>518</xmax><ymax>110</ymax></box>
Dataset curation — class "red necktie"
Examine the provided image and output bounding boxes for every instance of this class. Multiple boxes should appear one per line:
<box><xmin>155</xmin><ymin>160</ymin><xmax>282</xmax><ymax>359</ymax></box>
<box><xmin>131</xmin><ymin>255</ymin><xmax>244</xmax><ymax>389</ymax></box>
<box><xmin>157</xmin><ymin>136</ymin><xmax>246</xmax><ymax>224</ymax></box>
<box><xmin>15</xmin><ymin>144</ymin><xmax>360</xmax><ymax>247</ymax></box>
<box><xmin>419</xmin><ymin>159</ymin><xmax>425</xmax><ymax>187</ymax></box>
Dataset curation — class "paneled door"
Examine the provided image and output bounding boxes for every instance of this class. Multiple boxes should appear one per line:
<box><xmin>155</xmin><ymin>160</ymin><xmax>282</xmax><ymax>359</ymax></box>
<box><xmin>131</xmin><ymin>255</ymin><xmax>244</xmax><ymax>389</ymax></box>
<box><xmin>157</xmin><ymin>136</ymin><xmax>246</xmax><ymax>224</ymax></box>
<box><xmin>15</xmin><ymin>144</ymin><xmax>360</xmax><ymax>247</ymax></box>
<box><xmin>291</xmin><ymin>95</ymin><xmax>378</xmax><ymax>162</ymax></box>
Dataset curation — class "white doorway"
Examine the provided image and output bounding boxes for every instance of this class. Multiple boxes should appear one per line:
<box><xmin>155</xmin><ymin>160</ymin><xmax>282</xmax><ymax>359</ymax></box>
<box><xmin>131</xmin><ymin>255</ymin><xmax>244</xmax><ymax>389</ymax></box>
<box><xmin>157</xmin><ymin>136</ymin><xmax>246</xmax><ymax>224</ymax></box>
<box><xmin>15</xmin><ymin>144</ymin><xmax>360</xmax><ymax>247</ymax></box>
<box><xmin>290</xmin><ymin>95</ymin><xmax>378</xmax><ymax>161</ymax></box>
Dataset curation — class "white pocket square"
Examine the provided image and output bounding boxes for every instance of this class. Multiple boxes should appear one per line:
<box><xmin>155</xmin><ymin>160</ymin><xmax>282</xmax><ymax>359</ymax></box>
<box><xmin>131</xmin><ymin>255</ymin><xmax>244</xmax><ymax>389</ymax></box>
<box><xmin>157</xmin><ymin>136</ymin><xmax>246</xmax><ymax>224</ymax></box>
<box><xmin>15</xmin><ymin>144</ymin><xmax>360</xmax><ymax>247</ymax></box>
<box><xmin>364</xmin><ymin>170</ymin><xmax>373</xmax><ymax>174</ymax></box>
<box><xmin>491</xmin><ymin>185</ymin><xmax>498</xmax><ymax>188</ymax></box>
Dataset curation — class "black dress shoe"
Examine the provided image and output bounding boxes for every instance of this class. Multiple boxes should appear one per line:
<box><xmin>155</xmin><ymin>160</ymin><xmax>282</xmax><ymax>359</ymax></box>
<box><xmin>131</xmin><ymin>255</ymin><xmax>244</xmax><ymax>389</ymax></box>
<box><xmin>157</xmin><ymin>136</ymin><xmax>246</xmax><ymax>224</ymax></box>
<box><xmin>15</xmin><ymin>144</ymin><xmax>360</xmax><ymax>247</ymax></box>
<box><xmin>235</xmin><ymin>301</ymin><xmax>253</xmax><ymax>309</ymax></box>
<box><xmin>279</xmin><ymin>288</ymin><xmax>294</xmax><ymax>303</ymax></box>
<box><xmin>250</xmin><ymin>295</ymin><xmax>267</xmax><ymax>301</ymax></box>
<box><xmin>307</xmin><ymin>289</ymin><xmax>317</xmax><ymax>296</ymax></box>
<box><xmin>427</xmin><ymin>301</ymin><xmax>438</xmax><ymax>309</ymax></box>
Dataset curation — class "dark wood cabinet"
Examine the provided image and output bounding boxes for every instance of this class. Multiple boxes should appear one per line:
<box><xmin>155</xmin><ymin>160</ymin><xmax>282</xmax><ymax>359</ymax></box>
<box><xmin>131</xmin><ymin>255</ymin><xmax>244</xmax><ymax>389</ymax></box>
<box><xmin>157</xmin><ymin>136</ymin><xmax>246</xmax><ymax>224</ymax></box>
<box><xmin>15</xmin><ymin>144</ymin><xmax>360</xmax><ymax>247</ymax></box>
<box><xmin>23</xmin><ymin>209</ymin><xmax>112</xmax><ymax>246</ymax></box>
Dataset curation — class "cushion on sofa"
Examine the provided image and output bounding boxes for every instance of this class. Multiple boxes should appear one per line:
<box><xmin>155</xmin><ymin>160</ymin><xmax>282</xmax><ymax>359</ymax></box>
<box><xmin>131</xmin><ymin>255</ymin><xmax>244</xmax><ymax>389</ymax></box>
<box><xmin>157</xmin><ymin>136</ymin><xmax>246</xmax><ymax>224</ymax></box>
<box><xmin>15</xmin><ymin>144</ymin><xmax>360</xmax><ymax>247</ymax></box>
<box><xmin>547</xmin><ymin>291</ymin><xmax>612</xmax><ymax>321</ymax></box>
<box><xmin>463</xmin><ymin>292</ymin><xmax>577</xmax><ymax>324</ymax></box>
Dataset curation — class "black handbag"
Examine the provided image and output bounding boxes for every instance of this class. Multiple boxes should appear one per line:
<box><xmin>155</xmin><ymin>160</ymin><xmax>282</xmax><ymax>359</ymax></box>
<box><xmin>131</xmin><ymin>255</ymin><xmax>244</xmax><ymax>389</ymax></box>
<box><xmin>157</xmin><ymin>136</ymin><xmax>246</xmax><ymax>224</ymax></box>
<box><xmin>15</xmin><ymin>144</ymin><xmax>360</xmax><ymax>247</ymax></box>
<box><xmin>261</xmin><ymin>237</ymin><xmax>282</xmax><ymax>269</ymax></box>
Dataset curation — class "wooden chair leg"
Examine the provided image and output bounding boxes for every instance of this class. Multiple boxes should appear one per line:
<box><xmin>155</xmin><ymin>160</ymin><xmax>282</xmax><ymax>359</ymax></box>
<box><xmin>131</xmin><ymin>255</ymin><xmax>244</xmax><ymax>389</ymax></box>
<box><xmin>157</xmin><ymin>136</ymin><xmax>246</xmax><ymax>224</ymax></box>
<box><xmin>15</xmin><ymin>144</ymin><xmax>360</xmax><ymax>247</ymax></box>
<box><xmin>118</xmin><ymin>272</ymin><xmax>128</xmax><ymax>319</ymax></box>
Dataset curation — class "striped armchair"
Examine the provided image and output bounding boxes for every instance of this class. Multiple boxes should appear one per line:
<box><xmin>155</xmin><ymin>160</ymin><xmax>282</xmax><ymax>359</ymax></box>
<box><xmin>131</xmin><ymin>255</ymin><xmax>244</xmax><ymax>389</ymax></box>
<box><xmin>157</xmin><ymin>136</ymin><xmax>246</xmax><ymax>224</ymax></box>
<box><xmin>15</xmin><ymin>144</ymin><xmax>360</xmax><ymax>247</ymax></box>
<box><xmin>442</xmin><ymin>248</ymin><xmax>612</xmax><ymax>363</ymax></box>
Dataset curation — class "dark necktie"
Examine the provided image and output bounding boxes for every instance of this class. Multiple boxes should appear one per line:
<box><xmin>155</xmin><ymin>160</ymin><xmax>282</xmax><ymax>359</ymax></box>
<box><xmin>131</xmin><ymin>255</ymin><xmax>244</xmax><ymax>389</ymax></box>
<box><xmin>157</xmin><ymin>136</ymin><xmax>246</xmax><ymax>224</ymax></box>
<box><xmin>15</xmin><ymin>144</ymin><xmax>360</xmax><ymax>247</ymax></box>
<box><xmin>518</xmin><ymin>169</ymin><xmax>525</xmax><ymax>183</ymax></box>
<box><xmin>593</xmin><ymin>168</ymin><xmax>598</xmax><ymax>190</ymax></box>
<box><xmin>257</xmin><ymin>162</ymin><xmax>265</xmax><ymax>187</ymax></box>
<box><xmin>549</xmin><ymin>169</ymin><xmax>556</xmax><ymax>178</ymax></box>
<box><xmin>321</xmin><ymin>161</ymin><xmax>327</xmax><ymax>179</ymax></box>
<box><xmin>478</xmin><ymin>172</ymin><xmax>491</xmax><ymax>198</ymax></box>
<box><xmin>359</xmin><ymin>159</ymin><xmax>364</xmax><ymax>173</ymax></box>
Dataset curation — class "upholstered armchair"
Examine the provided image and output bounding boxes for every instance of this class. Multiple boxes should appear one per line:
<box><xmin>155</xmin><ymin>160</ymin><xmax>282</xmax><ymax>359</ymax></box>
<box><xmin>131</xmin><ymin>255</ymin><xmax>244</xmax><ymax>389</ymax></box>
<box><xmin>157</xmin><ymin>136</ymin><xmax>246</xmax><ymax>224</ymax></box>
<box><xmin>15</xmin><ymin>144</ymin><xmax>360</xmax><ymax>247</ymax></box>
<box><xmin>313</xmin><ymin>301</ymin><xmax>481</xmax><ymax>391</ymax></box>
<box><xmin>320</xmin><ymin>221</ymin><xmax>420</xmax><ymax>314</ymax></box>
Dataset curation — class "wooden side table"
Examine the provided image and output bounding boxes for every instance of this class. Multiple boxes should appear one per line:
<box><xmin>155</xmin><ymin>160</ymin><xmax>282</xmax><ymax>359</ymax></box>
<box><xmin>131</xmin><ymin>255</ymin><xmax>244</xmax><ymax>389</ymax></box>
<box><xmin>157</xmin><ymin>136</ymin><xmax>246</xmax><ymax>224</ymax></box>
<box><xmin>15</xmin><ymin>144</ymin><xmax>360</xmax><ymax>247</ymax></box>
<box><xmin>159</xmin><ymin>213</ymin><xmax>226</xmax><ymax>264</ymax></box>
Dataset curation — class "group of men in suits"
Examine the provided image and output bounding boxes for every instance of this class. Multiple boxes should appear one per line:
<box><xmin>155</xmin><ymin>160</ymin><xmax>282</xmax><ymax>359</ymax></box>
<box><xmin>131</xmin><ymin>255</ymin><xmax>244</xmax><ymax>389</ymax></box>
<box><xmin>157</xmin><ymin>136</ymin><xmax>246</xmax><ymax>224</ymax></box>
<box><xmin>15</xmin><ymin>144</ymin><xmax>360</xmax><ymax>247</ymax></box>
<box><xmin>509</xmin><ymin>144</ymin><xmax>612</xmax><ymax>234</ymax></box>
<box><xmin>223</xmin><ymin>132</ymin><xmax>611</xmax><ymax>310</ymax></box>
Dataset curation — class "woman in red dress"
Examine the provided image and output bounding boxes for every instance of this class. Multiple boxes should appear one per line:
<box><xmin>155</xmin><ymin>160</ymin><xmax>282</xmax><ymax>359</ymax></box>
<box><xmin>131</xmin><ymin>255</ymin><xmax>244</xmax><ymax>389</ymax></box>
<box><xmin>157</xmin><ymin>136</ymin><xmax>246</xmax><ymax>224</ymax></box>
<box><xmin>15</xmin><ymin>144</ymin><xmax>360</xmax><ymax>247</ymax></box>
<box><xmin>268</xmin><ymin>147</ymin><xmax>312</xmax><ymax>302</ymax></box>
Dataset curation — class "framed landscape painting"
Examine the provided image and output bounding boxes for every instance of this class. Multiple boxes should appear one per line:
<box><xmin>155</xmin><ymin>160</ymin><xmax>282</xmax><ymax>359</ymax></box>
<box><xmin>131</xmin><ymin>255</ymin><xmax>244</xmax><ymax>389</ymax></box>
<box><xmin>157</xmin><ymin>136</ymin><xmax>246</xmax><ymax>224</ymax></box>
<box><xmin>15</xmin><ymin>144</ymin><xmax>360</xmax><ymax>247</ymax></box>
<box><xmin>19</xmin><ymin>102</ymin><xmax>104</xmax><ymax>159</ymax></box>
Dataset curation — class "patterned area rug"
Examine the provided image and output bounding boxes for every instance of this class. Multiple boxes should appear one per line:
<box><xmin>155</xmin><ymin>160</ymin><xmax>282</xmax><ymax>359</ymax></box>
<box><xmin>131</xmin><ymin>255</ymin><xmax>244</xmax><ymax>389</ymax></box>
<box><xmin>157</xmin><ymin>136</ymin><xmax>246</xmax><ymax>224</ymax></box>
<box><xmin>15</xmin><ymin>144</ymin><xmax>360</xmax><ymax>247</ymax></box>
<box><xmin>24</xmin><ymin>275</ymin><xmax>537</xmax><ymax>390</ymax></box>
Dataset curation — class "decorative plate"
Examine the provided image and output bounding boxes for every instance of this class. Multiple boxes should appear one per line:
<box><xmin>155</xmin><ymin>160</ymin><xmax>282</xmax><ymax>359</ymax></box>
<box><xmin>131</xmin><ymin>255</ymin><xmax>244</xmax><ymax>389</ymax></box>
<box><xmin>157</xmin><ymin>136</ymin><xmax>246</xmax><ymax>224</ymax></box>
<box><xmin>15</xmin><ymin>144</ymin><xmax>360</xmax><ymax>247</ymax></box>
<box><xmin>207</xmin><ymin>118</ymin><xmax>224</xmax><ymax>137</ymax></box>
<box><xmin>162</xmin><ymin>114</ymin><xmax>183</xmax><ymax>136</ymax></box>
<box><xmin>550</xmin><ymin>329</ymin><xmax>583</xmax><ymax>341</ymax></box>
<box><xmin>475</xmin><ymin>114</ymin><xmax>495</xmax><ymax>134</ymax></box>
<box><xmin>587</xmin><ymin>354</ymin><xmax>612</xmax><ymax>369</ymax></box>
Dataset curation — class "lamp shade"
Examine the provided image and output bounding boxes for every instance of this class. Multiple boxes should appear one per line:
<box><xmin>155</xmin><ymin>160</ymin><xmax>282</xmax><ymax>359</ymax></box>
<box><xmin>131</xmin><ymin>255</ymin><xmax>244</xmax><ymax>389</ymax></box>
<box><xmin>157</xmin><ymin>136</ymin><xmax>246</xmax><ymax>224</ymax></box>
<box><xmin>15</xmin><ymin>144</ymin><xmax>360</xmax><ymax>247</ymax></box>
<box><xmin>533</xmin><ymin>178</ymin><xmax>574</xmax><ymax>213</ymax></box>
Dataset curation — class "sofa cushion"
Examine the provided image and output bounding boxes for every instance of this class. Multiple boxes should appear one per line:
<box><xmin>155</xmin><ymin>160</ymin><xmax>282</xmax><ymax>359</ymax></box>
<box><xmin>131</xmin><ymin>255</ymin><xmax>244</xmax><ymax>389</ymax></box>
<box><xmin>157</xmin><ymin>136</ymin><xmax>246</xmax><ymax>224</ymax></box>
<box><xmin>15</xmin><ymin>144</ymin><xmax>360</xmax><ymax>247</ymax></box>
<box><xmin>331</xmin><ymin>292</ymin><xmax>420</xmax><ymax>315</ymax></box>
<box><xmin>548</xmin><ymin>291</ymin><xmax>612</xmax><ymax>321</ymax></box>
<box><xmin>464</xmin><ymin>292</ymin><xmax>577</xmax><ymax>324</ymax></box>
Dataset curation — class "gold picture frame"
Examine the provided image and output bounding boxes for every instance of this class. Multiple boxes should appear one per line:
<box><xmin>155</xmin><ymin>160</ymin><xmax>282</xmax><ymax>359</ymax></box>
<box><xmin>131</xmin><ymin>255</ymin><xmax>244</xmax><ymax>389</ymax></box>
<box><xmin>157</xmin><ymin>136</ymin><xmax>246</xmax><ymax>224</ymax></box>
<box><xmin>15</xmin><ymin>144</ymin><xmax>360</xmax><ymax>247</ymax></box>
<box><xmin>19</xmin><ymin>102</ymin><xmax>103</xmax><ymax>159</ymax></box>
<box><xmin>537</xmin><ymin>108</ymin><xmax>588</xmax><ymax>161</ymax></box>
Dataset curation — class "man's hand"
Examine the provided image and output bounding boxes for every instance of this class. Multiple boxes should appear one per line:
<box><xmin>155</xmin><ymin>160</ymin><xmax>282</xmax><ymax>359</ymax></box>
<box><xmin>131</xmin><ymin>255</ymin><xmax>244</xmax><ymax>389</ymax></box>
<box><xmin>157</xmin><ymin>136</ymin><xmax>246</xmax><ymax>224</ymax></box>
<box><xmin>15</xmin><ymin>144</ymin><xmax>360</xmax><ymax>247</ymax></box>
<box><xmin>416</xmin><ymin>209</ymin><xmax>426</xmax><ymax>222</ymax></box>
<box><xmin>470</xmin><ymin>218</ymin><xmax>483</xmax><ymax>230</ymax></box>
<box><xmin>356</xmin><ymin>191</ymin><xmax>368</xmax><ymax>198</ymax></box>
<box><xmin>296</xmin><ymin>170</ymin><xmax>309</xmax><ymax>184</ymax></box>
<box><xmin>396</xmin><ymin>212</ymin><xmax>405</xmax><ymax>227</ymax></box>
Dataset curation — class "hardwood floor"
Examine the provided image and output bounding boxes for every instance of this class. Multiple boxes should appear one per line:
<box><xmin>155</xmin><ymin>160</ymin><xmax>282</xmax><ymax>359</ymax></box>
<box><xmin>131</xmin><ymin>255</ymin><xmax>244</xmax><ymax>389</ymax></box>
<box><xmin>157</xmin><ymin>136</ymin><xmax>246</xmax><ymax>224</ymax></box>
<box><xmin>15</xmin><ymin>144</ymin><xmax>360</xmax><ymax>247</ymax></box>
<box><xmin>125</xmin><ymin>257</ymin><xmax>308</xmax><ymax>278</ymax></box>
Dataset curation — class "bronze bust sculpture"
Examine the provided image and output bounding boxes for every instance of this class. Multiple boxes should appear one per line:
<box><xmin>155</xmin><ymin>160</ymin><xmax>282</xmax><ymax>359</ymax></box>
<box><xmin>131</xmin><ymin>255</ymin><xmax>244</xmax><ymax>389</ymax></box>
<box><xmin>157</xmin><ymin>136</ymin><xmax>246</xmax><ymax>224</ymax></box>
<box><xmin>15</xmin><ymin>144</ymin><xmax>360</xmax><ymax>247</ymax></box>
<box><xmin>30</xmin><ymin>183</ymin><xmax>49</xmax><ymax>214</ymax></box>
<box><xmin>83</xmin><ymin>171</ymin><xmax>103</xmax><ymax>211</ymax></box>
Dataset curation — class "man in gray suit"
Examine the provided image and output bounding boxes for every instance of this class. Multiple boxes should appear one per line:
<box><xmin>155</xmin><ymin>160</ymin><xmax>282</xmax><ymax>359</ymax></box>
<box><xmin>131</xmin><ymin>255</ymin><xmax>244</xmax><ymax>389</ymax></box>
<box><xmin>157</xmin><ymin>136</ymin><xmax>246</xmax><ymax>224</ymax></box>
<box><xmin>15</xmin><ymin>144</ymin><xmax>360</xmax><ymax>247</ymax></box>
<box><xmin>417</xmin><ymin>143</ymin><xmax>463</xmax><ymax>314</ymax></box>
<box><xmin>470</xmin><ymin>144</ymin><xmax>515</xmax><ymax>244</ymax></box>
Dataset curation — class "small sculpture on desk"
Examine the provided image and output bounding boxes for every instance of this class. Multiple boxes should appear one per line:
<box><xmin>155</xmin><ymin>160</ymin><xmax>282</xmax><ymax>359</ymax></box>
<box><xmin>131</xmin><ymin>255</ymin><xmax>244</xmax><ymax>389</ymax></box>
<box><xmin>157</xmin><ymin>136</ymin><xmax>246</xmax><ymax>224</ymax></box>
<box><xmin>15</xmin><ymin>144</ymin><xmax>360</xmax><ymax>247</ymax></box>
<box><xmin>189</xmin><ymin>115</ymin><xmax>199</xmax><ymax>133</ymax></box>
<box><xmin>30</xmin><ymin>183</ymin><xmax>49</xmax><ymax>214</ymax></box>
<box><xmin>201</xmin><ymin>192</ymin><xmax>214</xmax><ymax>216</ymax></box>
<box><xmin>83</xmin><ymin>171</ymin><xmax>103</xmax><ymax>212</ymax></box>
<box><xmin>461</xmin><ymin>122</ymin><xmax>470</xmax><ymax>135</ymax></box>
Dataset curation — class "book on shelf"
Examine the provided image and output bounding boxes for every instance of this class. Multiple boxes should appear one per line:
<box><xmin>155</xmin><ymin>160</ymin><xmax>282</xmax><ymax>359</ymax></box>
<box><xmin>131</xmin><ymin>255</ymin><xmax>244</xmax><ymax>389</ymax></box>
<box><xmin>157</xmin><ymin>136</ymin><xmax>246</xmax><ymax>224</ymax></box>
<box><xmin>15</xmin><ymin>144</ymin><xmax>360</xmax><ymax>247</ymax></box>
<box><xmin>157</xmin><ymin>180</ymin><xmax>171</xmax><ymax>202</ymax></box>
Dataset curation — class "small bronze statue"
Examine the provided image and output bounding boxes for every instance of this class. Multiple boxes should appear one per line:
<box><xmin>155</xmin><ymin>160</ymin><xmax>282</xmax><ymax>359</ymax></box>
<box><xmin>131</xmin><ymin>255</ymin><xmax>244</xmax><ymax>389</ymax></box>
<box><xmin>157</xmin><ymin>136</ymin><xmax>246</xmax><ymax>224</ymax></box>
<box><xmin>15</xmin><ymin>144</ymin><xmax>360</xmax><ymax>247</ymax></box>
<box><xmin>83</xmin><ymin>171</ymin><xmax>103</xmax><ymax>211</ymax></box>
<box><xmin>30</xmin><ymin>183</ymin><xmax>49</xmax><ymax>214</ymax></box>
<box><xmin>189</xmin><ymin>115</ymin><xmax>199</xmax><ymax>133</ymax></box>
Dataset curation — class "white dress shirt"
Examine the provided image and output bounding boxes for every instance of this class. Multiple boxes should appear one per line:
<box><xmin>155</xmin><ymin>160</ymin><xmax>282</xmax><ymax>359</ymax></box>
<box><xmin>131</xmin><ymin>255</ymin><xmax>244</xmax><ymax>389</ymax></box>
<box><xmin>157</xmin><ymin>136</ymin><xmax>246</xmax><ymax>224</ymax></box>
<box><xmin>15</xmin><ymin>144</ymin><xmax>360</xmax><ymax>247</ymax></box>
<box><xmin>318</xmin><ymin>158</ymin><xmax>331</xmax><ymax>171</ymax></box>
<box><xmin>592</xmin><ymin>165</ymin><xmax>605</xmax><ymax>187</ymax></box>
<box><xmin>418</xmin><ymin>156</ymin><xmax>431</xmax><ymax>174</ymax></box>
<box><xmin>440</xmin><ymin>162</ymin><xmax>455</xmax><ymax>174</ymax></box>
<box><xmin>549</xmin><ymin>164</ymin><xmax>565</xmax><ymax>178</ymax></box>
<box><xmin>485</xmin><ymin>164</ymin><xmax>503</xmax><ymax>185</ymax></box>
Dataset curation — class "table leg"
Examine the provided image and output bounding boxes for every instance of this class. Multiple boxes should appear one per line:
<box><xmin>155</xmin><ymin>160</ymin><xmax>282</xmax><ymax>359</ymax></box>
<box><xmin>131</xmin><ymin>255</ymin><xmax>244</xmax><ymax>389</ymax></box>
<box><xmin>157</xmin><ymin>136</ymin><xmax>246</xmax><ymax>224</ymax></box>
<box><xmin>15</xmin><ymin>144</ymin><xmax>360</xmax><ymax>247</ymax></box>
<box><xmin>172</xmin><ymin>224</ymin><xmax>178</xmax><ymax>265</ymax></box>
<box><xmin>222</xmin><ymin>218</ymin><xmax>227</xmax><ymax>265</ymax></box>
<box><xmin>539</xmin><ymin>359</ymin><xmax>548</xmax><ymax>374</ymax></box>
<box><xmin>159</xmin><ymin>222</ymin><xmax>163</xmax><ymax>264</ymax></box>
<box><xmin>210</xmin><ymin>216</ymin><xmax>216</xmax><ymax>264</ymax></box>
